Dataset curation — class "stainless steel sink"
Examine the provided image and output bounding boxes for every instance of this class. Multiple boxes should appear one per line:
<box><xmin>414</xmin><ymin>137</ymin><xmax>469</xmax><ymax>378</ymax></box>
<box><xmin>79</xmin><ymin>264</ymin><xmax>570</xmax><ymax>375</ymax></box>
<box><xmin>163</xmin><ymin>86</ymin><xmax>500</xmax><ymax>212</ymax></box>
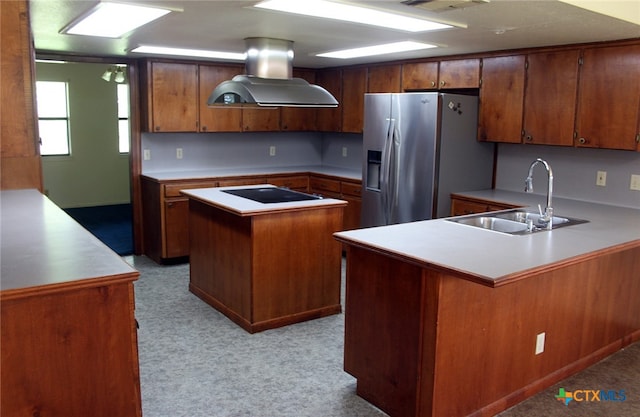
<box><xmin>447</xmin><ymin>209</ymin><xmax>588</xmax><ymax>235</ymax></box>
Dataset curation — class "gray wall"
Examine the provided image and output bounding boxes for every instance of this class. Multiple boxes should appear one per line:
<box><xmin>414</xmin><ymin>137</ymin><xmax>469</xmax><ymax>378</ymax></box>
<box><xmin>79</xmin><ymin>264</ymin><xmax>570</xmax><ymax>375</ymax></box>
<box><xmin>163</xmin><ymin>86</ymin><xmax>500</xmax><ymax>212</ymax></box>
<box><xmin>495</xmin><ymin>144</ymin><xmax>640</xmax><ymax>209</ymax></box>
<box><xmin>37</xmin><ymin>61</ymin><xmax>131</xmax><ymax>208</ymax></box>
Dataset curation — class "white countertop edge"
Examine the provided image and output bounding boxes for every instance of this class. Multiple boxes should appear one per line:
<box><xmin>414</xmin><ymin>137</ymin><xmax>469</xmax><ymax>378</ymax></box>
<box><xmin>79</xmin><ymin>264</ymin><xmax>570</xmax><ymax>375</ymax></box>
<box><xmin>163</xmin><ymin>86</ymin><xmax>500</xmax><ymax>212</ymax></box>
<box><xmin>142</xmin><ymin>165</ymin><xmax>362</xmax><ymax>182</ymax></box>
<box><xmin>181</xmin><ymin>184</ymin><xmax>347</xmax><ymax>215</ymax></box>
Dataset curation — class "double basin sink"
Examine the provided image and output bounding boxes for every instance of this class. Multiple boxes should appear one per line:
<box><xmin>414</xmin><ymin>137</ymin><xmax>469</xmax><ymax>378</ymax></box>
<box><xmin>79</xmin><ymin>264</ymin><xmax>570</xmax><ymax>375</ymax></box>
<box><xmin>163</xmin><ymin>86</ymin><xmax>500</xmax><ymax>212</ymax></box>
<box><xmin>447</xmin><ymin>209</ymin><xmax>588</xmax><ymax>235</ymax></box>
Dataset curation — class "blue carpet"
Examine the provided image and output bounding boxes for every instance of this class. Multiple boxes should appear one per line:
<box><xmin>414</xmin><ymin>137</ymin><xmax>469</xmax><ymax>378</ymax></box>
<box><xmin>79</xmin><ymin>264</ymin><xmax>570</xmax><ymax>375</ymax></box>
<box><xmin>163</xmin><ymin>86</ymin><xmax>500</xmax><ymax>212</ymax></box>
<box><xmin>64</xmin><ymin>204</ymin><xmax>133</xmax><ymax>256</ymax></box>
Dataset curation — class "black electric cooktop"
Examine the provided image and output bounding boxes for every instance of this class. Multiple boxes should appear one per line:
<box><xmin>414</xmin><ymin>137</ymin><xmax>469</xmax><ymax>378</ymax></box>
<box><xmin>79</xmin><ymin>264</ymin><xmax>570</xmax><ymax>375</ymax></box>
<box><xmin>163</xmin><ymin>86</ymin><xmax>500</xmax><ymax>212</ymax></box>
<box><xmin>222</xmin><ymin>187</ymin><xmax>322</xmax><ymax>204</ymax></box>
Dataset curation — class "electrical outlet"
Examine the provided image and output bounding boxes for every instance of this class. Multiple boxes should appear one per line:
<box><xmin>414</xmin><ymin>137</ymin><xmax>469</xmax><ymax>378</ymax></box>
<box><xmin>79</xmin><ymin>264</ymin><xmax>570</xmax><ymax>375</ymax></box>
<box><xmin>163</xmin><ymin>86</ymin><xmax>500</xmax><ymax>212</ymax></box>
<box><xmin>176</xmin><ymin>148</ymin><xmax>183</xmax><ymax>159</ymax></box>
<box><xmin>269</xmin><ymin>146</ymin><xmax>276</xmax><ymax>156</ymax></box>
<box><xmin>630</xmin><ymin>174</ymin><xmax>640</xmax><ymax>191</ymax></box>
<box><xmin>535</xmin><ymin>332</ymin><xmax>546</xmax><ymax>355</ymax></box>
<box><xmin>143</xmin><ymin>149</ymin><xmax>151</xmax><ymax>160</ymax></box>
<box><xmin>342</xmin><ymin>146</ymin><xmax>348</xmax><ymax>157</ymax></box>
<box><xmin>596</xmin><ymin>170</ymin><xmax>607</xmax><ymax>187</ymax></box>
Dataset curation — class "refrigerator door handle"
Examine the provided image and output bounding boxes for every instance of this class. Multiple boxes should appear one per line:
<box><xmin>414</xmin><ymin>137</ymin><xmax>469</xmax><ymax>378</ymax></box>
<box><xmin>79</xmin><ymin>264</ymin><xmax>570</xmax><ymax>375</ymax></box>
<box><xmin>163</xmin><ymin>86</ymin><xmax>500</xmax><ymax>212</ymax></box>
<box><xmin>387</xmin><ymin>121</ymin><xmax>401</xmax><ymax>223</ymax></box>
<box><xmin>380</xmin><ymin>118</ymin><xmax>394</xmax><ymax>224</ymax></box>
<box><xmin>381</xmin><ymin>118</ymin><xmax>397</xmax><ymax>224</ymax></box>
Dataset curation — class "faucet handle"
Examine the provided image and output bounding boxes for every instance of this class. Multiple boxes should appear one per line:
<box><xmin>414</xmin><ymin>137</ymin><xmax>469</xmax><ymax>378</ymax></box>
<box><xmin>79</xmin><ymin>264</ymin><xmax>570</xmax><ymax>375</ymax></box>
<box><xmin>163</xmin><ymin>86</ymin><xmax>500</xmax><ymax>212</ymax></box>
<box><xmin>537</xmin><ymin>204</ymin><xmax>544</xmax><ymax>217</ymax></box>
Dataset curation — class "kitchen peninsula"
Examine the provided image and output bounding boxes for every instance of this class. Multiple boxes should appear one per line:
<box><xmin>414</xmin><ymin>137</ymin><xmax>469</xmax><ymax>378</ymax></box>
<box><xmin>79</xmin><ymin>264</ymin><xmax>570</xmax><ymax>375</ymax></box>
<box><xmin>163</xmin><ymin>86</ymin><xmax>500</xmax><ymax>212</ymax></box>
<box><xmin>182</xmin><ymin>185</ymin><xmax>347</xmax><ymax>333</ymax></box>
<box><xmin>334</xmin><ymin>191</ymin><xmax>640</xmax><ymax>417</ymax></box>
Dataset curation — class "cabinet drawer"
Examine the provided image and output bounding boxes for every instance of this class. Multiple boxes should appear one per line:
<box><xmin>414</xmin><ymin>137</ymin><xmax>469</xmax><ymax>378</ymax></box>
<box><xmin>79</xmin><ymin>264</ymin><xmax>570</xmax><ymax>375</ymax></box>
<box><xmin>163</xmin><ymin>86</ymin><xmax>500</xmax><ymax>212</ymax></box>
<box><xmin>309</xmin><ymin>176</ymin><xmax>341</xmax><ymax>194</ymax></box>
<box><xmin>164</xmin><ymin>181</ymin><xmax>217</xmax><ymax>198</ymax></box>
<box><xmin>267</xmin><ymin>175</ymin><xmax>309</xmax><ymax>190</ymax></box>
<box><xmin>217</xmin><ymin>177</ymin><xmax>267</xmax><ymax>187</ymax></box>
<box><xmin>341</xmin><ymin>181</ymin><xmax>362</xmax><ymax>197</ymax></box>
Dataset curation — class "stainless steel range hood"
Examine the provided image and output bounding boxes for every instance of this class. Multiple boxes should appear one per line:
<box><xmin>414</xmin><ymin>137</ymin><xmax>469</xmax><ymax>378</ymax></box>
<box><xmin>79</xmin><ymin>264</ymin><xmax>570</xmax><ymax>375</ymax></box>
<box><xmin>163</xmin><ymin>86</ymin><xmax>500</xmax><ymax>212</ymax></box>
<box><xmin>207</xmin><ymin>38</ymin><xmax>338</xmax><ymax>108</ymax></box>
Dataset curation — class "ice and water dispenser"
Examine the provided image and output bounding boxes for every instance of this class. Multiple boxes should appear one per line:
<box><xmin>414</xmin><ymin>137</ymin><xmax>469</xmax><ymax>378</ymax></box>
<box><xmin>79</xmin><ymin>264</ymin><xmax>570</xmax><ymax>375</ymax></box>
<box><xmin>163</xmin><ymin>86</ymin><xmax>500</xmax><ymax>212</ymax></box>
<box><xmin>366</xmin><ymin>150</ymin><xmax>381</xmax><ymax>191</ymax></box>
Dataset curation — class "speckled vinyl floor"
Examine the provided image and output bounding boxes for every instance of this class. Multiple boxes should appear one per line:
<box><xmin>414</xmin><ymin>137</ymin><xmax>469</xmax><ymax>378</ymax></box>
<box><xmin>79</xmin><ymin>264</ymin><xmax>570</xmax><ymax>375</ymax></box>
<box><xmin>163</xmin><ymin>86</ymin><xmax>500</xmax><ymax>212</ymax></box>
<box><xmin>124</xmin><ymin>255</ymin><xmax>639</xmax><ymax>417</ymax></box>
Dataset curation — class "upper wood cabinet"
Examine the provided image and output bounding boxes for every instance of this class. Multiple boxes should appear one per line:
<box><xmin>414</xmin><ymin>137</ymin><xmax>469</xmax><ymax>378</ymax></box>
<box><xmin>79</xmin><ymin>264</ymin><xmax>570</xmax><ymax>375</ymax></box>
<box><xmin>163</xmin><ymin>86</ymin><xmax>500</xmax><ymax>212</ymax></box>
<box><xmin>438</xmin><ymin>59</ymin><xmax>480</xmax><ymax>89</ymax></box>
<box><xmin>281</xmin><ymin>69</ymin><xmax>318</xmax><ymax>131</ymax></box>
<box><xmin>142</xmin><ymin>62</ymin><xmax>199</xmax><ymax>132</ymax></box>
<box><xmin>342</xmin><ymin>67</ymin><xmax>367</xmax><ymax>133</ymax></box>
<box><xmin>368</xmin><ymin>64</ymin><xmax>402</xmax><ymax>93</ymax></box>
<box><xmin>522</xmin><ymin>50</ymin><xmax>580</xmax><ymax>146</ymax></box>
<box><xmin>575</xmin><ymin>44</ymin><xmax>640</xmax><ymax>151</ymax></box>
<box><xmin>316</xmin><ymin>69</ymin><xmax>343</xmax><ymax>132</ymax></box>
<box><xmin>478</xmin><ymin>55</ymin><xmax>526</xmax><ymax>143</ymax></box>
<box><xmin>0</xmin><ymin>0</ymin><xmax>42</xmax><ymax>191</ymax></box>
<box><xmin>198</xmin><ymin>64</ymin><xmax>243</xmax><ymax>132</ymax></box>
<box><xmin>402</xmin><ymin>61</ymin><xmax>439</xmax><ymax>90</ymax></box>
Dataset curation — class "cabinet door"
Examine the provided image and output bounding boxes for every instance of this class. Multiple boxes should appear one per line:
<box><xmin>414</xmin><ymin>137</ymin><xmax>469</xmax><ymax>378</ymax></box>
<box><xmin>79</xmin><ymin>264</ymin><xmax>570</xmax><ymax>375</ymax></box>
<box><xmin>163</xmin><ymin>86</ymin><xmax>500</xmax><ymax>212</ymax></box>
<box><xmin>164</xmin><ymin>198</ymin><xmax>189</xmax><ymax>258</ymax></box>
<box><xmin>439</xmin><ymin>59</ymin><xmax>480</xmax><ymax>89</ymax></box>
<box><xmin>316</xmin><ymin>69</ymin><xmax>342</xmax><ymax>132</ymax></box>
<box><xmin>149</xmin><ymin>62</ymin><xmax>198</xmax><ymax>132</ymax></box>
<box><xmin>402</xmin><ymin>61</ymin><xmax>438</xmax><ymax>90</ymax></box>
<box><xmin>342</xmin><ymin>67</ymin><xmax>367</xmax><ymax>133</ymax></box>
<box><xmin>281</xmin><ymin>69</ymin><xmax>318</xmax><ymax>131</ymax></box>
<box><xmin>575</xmin><ymin>44</ymin><xmax>640</xmax><ymax>150</ymax></box>
<box><xmin>242</xmin><ymin>108</ymin><xmax>281</xmax><ymax>131</ymax></box>
<box><xmin>198</xmin><ymin>64</ymin><xmax>242</xmax><ymax>132</ymax></box>
<box><xmin>368</xmin><ymin>64</ymin><xmax>401</xmax><ymax>93</ymax></box>
<box><xmin>523</xmin><ymin>50</ymin><xmax>579</xmax><ymax>146</ymax></box>
<box><xmin>478</xmin><ymin>55</ymin><xmax>526</xmax><ymax>143</ymax></box>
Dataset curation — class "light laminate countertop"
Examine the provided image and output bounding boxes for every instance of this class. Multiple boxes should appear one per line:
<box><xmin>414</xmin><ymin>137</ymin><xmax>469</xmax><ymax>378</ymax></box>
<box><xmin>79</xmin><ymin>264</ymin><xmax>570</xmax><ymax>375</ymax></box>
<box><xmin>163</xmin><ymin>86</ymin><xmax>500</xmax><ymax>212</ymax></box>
<box><xmin>334</xmin><ymin>189</ymin><xmax>640</xmax><ymax>286</ymax></box>
<box><xmin>1</xmin><ymin>189</ymin><xmax>138</xmax><ymax>296</ymax></box>
<box><xmin>181</xmin><ymin>184</ymin><xmax>347</xmax><ymax>216</ymax></box>
<box><xmin>142</xmin><ymin>165</ymin><xmax>361</xmax><ymax>182</ymax></box>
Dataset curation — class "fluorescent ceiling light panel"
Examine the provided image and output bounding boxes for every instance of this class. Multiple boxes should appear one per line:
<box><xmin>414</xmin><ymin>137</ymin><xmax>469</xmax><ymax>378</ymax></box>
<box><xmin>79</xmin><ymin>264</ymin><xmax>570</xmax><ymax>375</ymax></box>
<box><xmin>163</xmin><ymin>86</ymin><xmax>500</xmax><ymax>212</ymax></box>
<box><xmin>317</xmin><ymin>41</ymin><xmax>437</xmax><ymax>59</ymax></box>
<box><xmin>62</xmin><ymin>2</ymin><xmax>172</xmax><ymax>38</ymax></box>
<box><xmin>254</xmin><ymin>0</ymin><xmax>452</xmax><ymax>32</ymax></box>
<box><xmin>131</xmin><ymin>45</ymin><xmax>246</xmax><ymax>61</ymax></box>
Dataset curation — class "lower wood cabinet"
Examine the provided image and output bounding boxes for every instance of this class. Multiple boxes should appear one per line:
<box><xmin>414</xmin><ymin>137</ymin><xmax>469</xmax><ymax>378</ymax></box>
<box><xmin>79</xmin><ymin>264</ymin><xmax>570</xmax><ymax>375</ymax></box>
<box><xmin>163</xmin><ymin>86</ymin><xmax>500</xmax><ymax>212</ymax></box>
<box><xmin>450</xmin><ymin>194</ymin><xmax>521</xmax><ymax>216</ymax></box>
<box><xmin>142</xmin><ymin>173</ymin><xmax>362</xmax><ymax>263</ymax></box>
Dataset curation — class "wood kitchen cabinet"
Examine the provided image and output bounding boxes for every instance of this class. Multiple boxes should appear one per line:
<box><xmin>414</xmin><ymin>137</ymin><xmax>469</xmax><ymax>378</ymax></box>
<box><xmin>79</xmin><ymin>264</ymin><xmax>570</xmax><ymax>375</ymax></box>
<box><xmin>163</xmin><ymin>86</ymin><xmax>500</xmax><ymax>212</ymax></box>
<box><xmin>198</xmin><ymin>64</ymin><xmax>243</xmax><ymax>132</ymax></box>
<box><xmin>0</xmin><ymin>0</ymin><xmax>42</xmax><ymax>191</ymax></box>
<box><xmin>242</xmin><ymin>107</ymin><xmax>281</xmax><ymax>131</ymax></box>
<box><xmin>522</xmin><ymin>50</ymin><xmax>580</xmax><ymax>146</ymax></box>
<box><xmin>438</xmin><ymin>58</ymin><xmax>480</xmax><ymax>89</ymax></box>
<box><xmin>316</xmin><ymin>69</ymin><xmax>343</xmax><ymax>132</ymax></box>
<box><xmin>142</xmin><ymin>61</ymin><xmax>199</xmax><ymax>132</ymax></box>
<box><xmin>575</xmin><ymin>44</ymin><xmax>640</xmax><ymax>150</ymax></box>
<box><xmin>309</xmin><ymin>174</ymin><xmax>362</xmax><ymax>231</ymax></box>
<box><xmin>281</xmin><ymin>69</ymin><xmax>318</xmax><ymax>131</ymax></box>
<box><xmin>450</xmin><ymin>194</ymin><xmax>521</xmax><ymax>216</ymax></box>
<box><xmin>341</xmin><ymin>67</ymin><xmax>368</xmax><ymax>133</ymax></box>
<box><xmin>402</xmin><ymin>61</ymin><xmax>439</xmax><ymax>90</ymax></box>
<box><xmin>478</xmin><ymin>55</ymin><xmax>526</xmax><ymax>143</ymax></box>
<box><xmin>267</xmin><ymin>174</ymin><xmax>309</xmax><ymax>191</ymax></box>
<box><xmin>368</xmin><ymin>64</ymin><xmax>402</xmax><ymax>93</ymax></box>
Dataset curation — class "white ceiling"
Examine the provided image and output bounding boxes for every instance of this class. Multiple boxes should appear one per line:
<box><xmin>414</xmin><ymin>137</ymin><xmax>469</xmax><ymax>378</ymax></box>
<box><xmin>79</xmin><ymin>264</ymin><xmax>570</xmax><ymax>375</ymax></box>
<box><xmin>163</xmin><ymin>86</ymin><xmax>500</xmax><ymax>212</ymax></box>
<box><xmin>30</xmin><ymin>0</ymin><xmax>640</xmax><ymax>68</ymax></box>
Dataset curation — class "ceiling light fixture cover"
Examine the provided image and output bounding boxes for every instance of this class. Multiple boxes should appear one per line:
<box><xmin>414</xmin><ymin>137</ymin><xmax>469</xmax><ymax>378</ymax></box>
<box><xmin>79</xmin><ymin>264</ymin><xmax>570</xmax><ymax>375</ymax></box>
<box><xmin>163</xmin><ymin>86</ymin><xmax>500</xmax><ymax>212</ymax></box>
<box><xmin>317</xmin><ymin>41</ymin><xmax>437</xmax><ymax>59</ymax></box>
<box><xmin>61</xmin><ymin>2</ymin><xmax>172</xmax><ymax>38</ymax></box>
<box><xmin>208</xmin><ymin>38</ymin><xmax>338</xmax><ymax>108</ymax></box>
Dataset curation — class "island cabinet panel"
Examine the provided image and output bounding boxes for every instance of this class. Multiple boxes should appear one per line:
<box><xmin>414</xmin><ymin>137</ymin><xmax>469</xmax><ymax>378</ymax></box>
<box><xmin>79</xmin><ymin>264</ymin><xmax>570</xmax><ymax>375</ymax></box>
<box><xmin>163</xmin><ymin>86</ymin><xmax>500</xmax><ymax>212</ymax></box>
<box><xmin>478</xmin><ymin>55</ymin><xmax>526</xmax><ymax>143</ymax></box>
<box><xmin>575</xmin><ymin>43</ymin><xmax>640</xmax><ymax>150</ymax></box>
<box><xmin>188</xmin><ymin>199</ymin><xmax>344</xmax><ymax>333</ymax></box>
<box><xmin>523</xmin><ymin>49</ymin><xmax>580</xmax><ymax>146</ymax></box>
<box><xmin>341</xmin><ymin>242</ymin><xmax>640</xmax><ymax>417</ymax></box>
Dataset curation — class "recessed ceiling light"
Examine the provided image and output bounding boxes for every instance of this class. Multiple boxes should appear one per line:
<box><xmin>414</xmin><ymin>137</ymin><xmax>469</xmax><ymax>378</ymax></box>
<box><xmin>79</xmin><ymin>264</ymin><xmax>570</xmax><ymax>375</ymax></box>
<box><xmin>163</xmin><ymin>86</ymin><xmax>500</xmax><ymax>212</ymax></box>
<box><xmin>254</xmin><ymin>0</ymin><xmax>452</xmax><ymax>32</ymax></box>
<box><xmin>131</xmin><ymin>45</ymin><xmax>246</xmax><ymax>61</ymax></box>
<box><xmin>317</xmin><ymin>41</ymin><xmax>437</xmax><ymax>59</ymax></box>
<box><xmin>61</xmin><ymin>2</ymin><xmax>173</xmax><ymax>38</ymax></box>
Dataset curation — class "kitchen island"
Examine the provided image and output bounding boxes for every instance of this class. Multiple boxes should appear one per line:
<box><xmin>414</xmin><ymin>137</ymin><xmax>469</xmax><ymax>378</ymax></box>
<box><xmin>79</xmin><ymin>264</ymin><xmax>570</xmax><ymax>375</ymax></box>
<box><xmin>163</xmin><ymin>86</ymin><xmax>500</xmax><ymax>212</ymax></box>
<box><xmin>1</xmin><ymin>189</ymin><xmax>142</xmax><ymax>417</ymax></box>
<box><xmin>334</xmin><ymin>191</ymin><xmax>640</xmax><ymax>417</ymax></box>
<box><xmin>182</xmin><ymin>185</ymin><xmax>347</xmax><ymax>333</ymax></box>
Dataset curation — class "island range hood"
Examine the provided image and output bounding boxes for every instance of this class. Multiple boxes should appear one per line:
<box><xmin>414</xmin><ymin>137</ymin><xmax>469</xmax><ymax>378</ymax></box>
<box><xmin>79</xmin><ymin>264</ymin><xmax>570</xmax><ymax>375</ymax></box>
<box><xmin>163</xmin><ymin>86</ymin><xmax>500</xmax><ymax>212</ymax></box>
<box><xmin>207</xmin><ymin>38</ymin><xmax>338</xmax><ymax>108</ymax></box>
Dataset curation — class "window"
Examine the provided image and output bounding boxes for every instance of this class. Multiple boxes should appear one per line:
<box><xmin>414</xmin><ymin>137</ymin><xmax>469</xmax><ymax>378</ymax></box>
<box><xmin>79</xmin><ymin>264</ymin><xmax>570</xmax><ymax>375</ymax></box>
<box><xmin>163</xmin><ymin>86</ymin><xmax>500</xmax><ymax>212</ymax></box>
<box><xmin>117</xmin><ymin>83</ymin><xmax>130</xmax><ymax>153</ymax></box>
<box><xmin>36</xmin><ymin>81</ymin><xmax>70</xmax><ymax>156</ymax></box>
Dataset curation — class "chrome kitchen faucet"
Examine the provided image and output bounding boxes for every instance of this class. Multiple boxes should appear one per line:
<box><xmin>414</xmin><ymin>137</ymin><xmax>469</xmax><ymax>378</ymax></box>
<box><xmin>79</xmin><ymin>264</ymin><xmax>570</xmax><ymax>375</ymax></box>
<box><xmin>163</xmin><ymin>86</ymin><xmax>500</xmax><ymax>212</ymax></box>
<box><xmin>524</xmin><ymin>158</ymin><xmax>554</xmax><ymax>230</ymax></box>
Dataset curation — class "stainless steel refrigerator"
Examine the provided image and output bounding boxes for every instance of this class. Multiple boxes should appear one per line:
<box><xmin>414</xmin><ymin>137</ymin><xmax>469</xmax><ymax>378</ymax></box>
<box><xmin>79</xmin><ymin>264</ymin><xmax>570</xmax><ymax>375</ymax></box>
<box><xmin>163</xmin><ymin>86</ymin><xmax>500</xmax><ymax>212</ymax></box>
<box><xmin>361</xmin><ymin>92</ymin><xmax>494</xmax><ymax>228</ymax></box>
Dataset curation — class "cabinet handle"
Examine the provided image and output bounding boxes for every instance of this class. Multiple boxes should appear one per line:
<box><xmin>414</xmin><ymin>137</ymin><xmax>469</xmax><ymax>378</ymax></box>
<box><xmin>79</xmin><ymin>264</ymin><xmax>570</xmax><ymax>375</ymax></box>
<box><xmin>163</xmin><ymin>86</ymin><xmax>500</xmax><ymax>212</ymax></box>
<box><xmin>440</xmin><ymin>80</ymin><xmax>446</xmax><ymax>87</ymax></box>
<box><xmin>578</xmin><ymin>137</ymin><xmax>586</xmax><ymax>144</ymax></box>
<box><xmin>430</xmin><ymin>81</ymin><xmax>436</xmax><ymax>87</ymax></box>
<box><xmin>202</xmin><ymin>126</ymin><xmax>208</xmax><ymax>132</ymax></box>
<box><xmin>525</xmin><ymin>134</ymin><xmax>533</xmax><ymax>142</ymax></box>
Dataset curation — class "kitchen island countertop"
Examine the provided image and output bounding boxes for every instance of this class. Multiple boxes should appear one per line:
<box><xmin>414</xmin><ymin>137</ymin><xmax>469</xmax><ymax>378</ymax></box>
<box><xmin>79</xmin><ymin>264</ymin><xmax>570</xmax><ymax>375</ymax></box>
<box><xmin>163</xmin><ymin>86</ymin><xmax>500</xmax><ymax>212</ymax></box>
<box><xmin>334</xmin><ymin>189</ymin><xmax>640</xmax><ymax>286</ymax></box>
